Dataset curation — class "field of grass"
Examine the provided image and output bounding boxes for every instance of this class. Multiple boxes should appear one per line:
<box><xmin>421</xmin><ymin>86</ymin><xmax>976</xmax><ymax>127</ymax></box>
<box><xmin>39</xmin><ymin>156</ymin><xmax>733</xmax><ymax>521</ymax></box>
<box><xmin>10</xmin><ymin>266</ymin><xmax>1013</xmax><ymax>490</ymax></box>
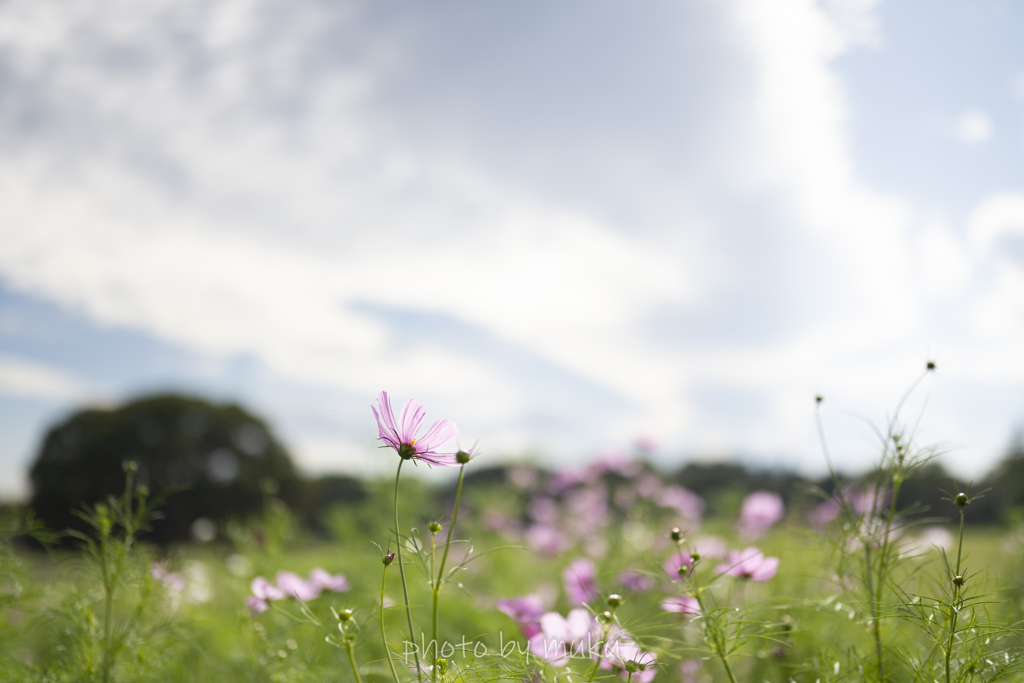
<box><xmin>4</xmin><ymin>450</ymin><xmax>1024</xmax><ymax>683</ymax></box>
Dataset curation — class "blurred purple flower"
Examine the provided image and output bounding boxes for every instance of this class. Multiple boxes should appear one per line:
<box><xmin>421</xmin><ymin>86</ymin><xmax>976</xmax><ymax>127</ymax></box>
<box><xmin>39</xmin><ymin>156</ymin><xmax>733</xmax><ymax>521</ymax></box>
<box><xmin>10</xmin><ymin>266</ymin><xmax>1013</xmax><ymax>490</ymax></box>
<box><xmin>809</xmin><ymin>498</ymin><xmax>840</xmax><ymax>530</ymax></box>
<box><xmin>528</xmin><ymin>497</ymin><xmax>560</xmax><ymax>524</ymax></box>
<box><xmin>656</xmin><ymin>486</ymin><xmax>705</xmax><ymax>520</ymax></box>
<box><xmin>276</xmin><ymin>570</ymin><xmax>322</xmax><ymax>601</ymax></box>
<box><xmin>309</xmin><ymin>568</ymin><xmax>349</xmax><ymax>593</ymax></box>
<box><xmin>693</xmin><ymin>536</ymin><xmax>727</xmax><ymax>560</ymax></box>
<box><xmin>663</xmin><ymin>553</ymin><xmax>694</xmax><ymax>579</ymax></box>
<box><xmin>662</xmin><ymin>595</ymin><xmax>701</xmax><ymax>616</ymax></box>
<box><xmin>246</xmin><ymin>596</ymin><xmax>269</xmax><ymax>616</ymax></box>
<box><xmin>372</xmin><ymin>391</ymin><xmax>460</xmax><ymax>466</ymax></box>
<box><xmin>635</xmin><ymin>474</ymin><xmax>663</xmax><ymax>500</ymax></box>
<box><xmin>605</xmin><ymin>639</ymin><xmax>658</xmax><ymax>682</ymax></box>
<box><xmin>549</xmin><ymin>469</ymin><xmax>586</xmax><ymax>494</ymax></box>
<box><xmin>563</xmin><ymin>557</ymin><xmax>599</xmax><ymax>605</ymax></box>
<box><xmin>681</xmin><ymin>659</ymin><xmax>702</xmax><ymax>683</ymax></box>
<box><xmin>618</xmin><ymin>571</ymin><xmax>655</xmax><ymax>593</ymax></box>
<box><xmin>497</xmin><ymin>594</ymin><xmax>546</xmax><ymax>638</ymax></box>
<box><xmin>528</xmin><ymin>609</ymin><xmax>598</xmax><ymax>667</ymax></box>
<box><xmin>526</xmin><ymin>524</ymin><xmax>568</xmax><ymax>556</ymax></box>
<box><xmin>587</xmin><ymin>453</ymin><xmax>641</xmax><ymax>478</ymax></box>
<box><xmin>715</xmin><ymin>547</ymin><xmax>779</xmax><ymax>582</ymax></box>
<box><xmin>251</xmin><ymin>576</ymin><xmax>284</xmax><ymax>601</ymax></box>
<box><xmin>737</xmin><ymin>491</ymin><xmax>785</xmax><ymax>537</ymax></box>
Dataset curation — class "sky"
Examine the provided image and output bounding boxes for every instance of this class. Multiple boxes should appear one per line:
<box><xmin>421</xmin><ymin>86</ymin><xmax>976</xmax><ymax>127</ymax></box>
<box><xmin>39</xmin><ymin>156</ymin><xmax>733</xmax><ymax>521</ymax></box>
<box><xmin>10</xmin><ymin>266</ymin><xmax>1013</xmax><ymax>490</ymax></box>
<box><xmin>1</xmin><ymin>0</ymin><xmax>1023</xmax><ymax>499</ymax></box>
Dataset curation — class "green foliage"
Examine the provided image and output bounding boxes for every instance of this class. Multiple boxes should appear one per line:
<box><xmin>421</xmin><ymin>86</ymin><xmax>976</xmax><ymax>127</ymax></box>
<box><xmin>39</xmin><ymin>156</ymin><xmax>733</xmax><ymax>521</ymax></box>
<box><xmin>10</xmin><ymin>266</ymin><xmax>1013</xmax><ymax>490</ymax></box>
<box><xmin>29</xmin><ymin>394</ymin><xmax>301</xmax><ymax>543</ymax></box>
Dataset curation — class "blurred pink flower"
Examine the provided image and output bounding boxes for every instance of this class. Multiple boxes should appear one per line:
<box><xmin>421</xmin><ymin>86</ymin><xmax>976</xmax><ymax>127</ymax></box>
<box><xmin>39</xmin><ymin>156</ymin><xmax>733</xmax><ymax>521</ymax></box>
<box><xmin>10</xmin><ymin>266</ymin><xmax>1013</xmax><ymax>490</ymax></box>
<box><xmin>528</xmin><ymin>609</ymin><xmax>598</xmax><ymax>667</ymax></box>
<box><xmin>497</xmin><ymin>594</ymin><xmax>546</xmax><ymax>638</ymax></box>
<box><xmin>716</xmin><ymin>547</ymin><xmax>779</xmax><ymax>582</ymax></box>
<box><xmin>809</xmin><ymin>498</ymin><xmax>840</xmax><ymax>530</ymax></box>
<box><xmin>549</xmin><ymin>469</ymin><xmax>586</xmax><ymax>494</ymax></box>
<box><xmin>681</xmin><ymin>659</ymin><xmax>702</xmax><ymax>683</ymax></box>
<box><xmin>656</xmin><ymin>486</ymin><xmax>705</xmax><ymax>520</ymax></box>
<box><xmin>276</xmin><ymin>570</ymin><xmax>321</xmax><ymax>601</ymax></box>
<box><xmin>309</xmin><ymin>568</ymin><xmax>349</xmax><ymax>593</ymax></box>
<box><xmin>563</xmin><ymin>557</ymin><xmax>599</xmax><ymax>605</ymax></box>
<box><xmin>663</xmin><ymin>553</ymin><xmax>694</xmax><ymax>579</ymax></box>
<box><xmin>528</xmin><ymin>497</ymin><xmax>560</xmax><ymax>524</ymax></box>
<box><xmin>605</xmin><ymin>639</ymin><xmax>658</xmax><ymax>682</ymax></box>
<box><xmin>737</xmin><ymin>491</ymin><xmax>785</xmax><ymax>537</ymax></box>
<box><xmin>635</xmin><ymin>474</ymin><xmax>663</xmax><ymax>499</ymax></box>
<box><xmin>693</xmin><ymin>536</ymin><xmax>727</xmax><ymax>560</ymax></box>
<box><xmin>372</xmin><ymin>391</ymin><xmax>460</xmax><ymax>466</ymax></box>
<box><xmin>661</xmin><ymin>595</ymin><xmax>701</xmax><ymax>616</ymax></box>
<box><xmin>245</xmin><ymin>596</ymin><xmax>269</xmax><ymax>616</ymax></box>
<box><xmin>618</xmin><ymin>571</ymin><xmax>655</xmax><ymax>592</ymax></box>
<box><xmin>526</xmin><ymin>524</ymin><xmax>568</xmax><ymax>556</ymax></box>
<box><xmin>251</xmin><ymin>576</ymin><xmax>284</xmax><ymax>601</ymax></box>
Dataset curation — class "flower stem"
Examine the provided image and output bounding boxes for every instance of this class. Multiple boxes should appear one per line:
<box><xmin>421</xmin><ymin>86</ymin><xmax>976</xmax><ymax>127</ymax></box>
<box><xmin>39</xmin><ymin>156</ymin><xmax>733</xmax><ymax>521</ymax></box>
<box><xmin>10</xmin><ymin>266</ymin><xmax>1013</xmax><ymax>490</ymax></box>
<box><xmin>393</xmin><ymin>460</ymin><xmax>422</xmax><ymax>683</ymax></box>
<box><xmin>431</xmin><ymin>465</ymin><xmax>466</xmax><ymax>683</ymax></box>
<box><xmin>380</xmin><ymin>566</ymin><xmax>401</xmax><ymax>683</ymax></box>
<box><xmin>944</xmin><ymin>506</ymin><xmax>967</xmax><ymax>683</ymax></box>
<box><xmin>344</xmin><ymin>638</ymin><xmax>364</xmax><ymax>683</ymax></box>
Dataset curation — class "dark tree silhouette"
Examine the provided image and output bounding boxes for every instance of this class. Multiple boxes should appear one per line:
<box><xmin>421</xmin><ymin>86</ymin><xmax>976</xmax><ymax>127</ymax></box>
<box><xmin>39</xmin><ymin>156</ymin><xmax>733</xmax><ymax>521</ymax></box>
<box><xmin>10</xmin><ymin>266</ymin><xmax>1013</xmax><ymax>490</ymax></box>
<box><xmin>29</xmin><ymin>394</ymin><xmax>302</xmax><ymax>543</ymax></box>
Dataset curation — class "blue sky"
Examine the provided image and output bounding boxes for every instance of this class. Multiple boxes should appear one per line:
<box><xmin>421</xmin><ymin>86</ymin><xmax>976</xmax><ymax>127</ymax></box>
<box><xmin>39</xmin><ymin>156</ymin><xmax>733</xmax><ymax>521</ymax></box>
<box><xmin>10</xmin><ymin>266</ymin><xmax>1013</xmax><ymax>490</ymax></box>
<box><xmin>1</xmin><ymin>0</ymin><xmax>1023</xmax><ymax>498</ymax></box>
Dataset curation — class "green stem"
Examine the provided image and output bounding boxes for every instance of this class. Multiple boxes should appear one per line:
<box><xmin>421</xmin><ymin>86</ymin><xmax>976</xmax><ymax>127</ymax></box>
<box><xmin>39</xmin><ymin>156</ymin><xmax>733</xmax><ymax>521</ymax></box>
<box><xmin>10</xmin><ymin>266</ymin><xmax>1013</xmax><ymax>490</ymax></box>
<box><xmin>345</xmin><ymin>639</ymin><xmax>364</xmax><ymax>683</ymax></box>
<box><xmin>719</xmin><ymin>655</ymin><xmax>738</xmax><ymax>683</ymax></box>
<box><xmin>944</xmin><ymin>507</ymin><xmax>966</xmax><ymax>683</ymax></box>
<box><xmin>393</xmin><ymin>460</ymin><xmax>422</xmax><ymax>683</ymax></box>
<box><xmin>381</xmin><ymin>566</ymin><xmax>401</xmax><ymax>683</ymax></box>
<box><xmin>431</xmin><ymin>465</ymin><xmax>466</xmax><ymax>681</ymax></box>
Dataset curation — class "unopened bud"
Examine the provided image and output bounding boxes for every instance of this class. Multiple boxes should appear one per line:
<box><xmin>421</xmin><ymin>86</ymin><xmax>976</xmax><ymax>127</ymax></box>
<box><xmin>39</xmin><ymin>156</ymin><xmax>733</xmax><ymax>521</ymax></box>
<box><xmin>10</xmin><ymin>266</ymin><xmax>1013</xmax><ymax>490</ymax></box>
<box><xmin>339</xmin><ymin>608</ymin><xmax>354</xmax><ymax>621</ymax></box>
<box><xmin>606</xmin><ymin>594</ymin><xmax>623</xmax><ymax>608</ymax></box>
<box><xmin>953</xmin><ymin>575</ymin><xmax>965</xmax><ymax>587</ymax></box>
<box><xmin>428</xmin><ymin>522</ymin><xmax>443</xmax><ymax>534</ymax></box>
<box><xmin>955</xmin><ymin>492</ymin><xmax>969</xmax><ymax>508</ymax></box>
<box><xmin>815</xmin><ymin>395</ymin><xmax>823</xmax><ymax>404</ymax></box>
<box><xmin>677</xmin><ymin>565</ymin><xmax>688</xmax><ymax>576</ymax></box>
<box><xmin>136</xmin><ymin>485</ymin><xmax>149</xmax><ymax>498</ymax></box>
<box><xmin>926</xmin><ymin>361</ymin><xmax>936</xmax><ymax>371</ymax></box>
<box><xmin>383</xmin><ymin>553</ymin><xmax>395</xmax><ymax>566</ymax></box>
<box><xmin>690</xmin><ymin>552</ymin><xmax>701</xmax><ymax>563</ymax></box>
<box><xmin>456</xmin><ymin>450</ymin><xmax>472</xmax><ymax>464</ymax></box>
<box><xmin>123</xmin><ymin>460</ymin><xmax>138</xmax><ymax>473</ymax></box>
<box><xmin>670</xmin><ymin>528</ymin><xmax>682</xmax><ymax>542</ymax></box>
<box><xmin>598</xmin><ymin>610</ymin><xmax>614</xmax><ymax>623</ymax></box>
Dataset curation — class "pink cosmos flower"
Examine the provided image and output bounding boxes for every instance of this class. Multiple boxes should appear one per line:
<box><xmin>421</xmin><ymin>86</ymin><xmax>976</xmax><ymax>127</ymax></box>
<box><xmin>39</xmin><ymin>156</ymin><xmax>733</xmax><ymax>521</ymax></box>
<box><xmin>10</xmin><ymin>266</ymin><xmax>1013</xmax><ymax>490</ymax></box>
<box><xmin>662</xmin><ymin>595</ymin><xmax>701</xmax><ymax>616</ymax></box>
<box><xmin>372</xmin><ymin>391</ymin><xmax>460</xmax><ymax>466</ymax></box>
<box><xmin>737</xmin><ymin>491</ymin><xmax>785</xmax><ymax>537</ymax></box>
<box><xmin>715</xmin><ymin>547</ymin><xmax>779</xmax><ymax>582</ymax></box>
<box><xmin>247</xmin><ymin>576</ymin><xmax>284</xmax><ymax>615</ymax></box>
<box><xmin>605</xmin><ymin>639</ymin><xmax>658</xmax><ymax>682</ymax></box>
<box><xmin>529</xmin><ymin>609</ymin><xmax>598</xmax><ymax>667</ymax></box>
<box><xmin>496</xmin><ymin>594</ymin><xmax>546</xmax><ymax>638</ymax></box>
<box><xmin>276</xmin><ymin>570</ymin><xmax>322</xmax><ymax>601</ymax></box>
<box><xmin>309</xmin><ymin>568</ymin><xmax>349</xmax><ymax>593</ymax></box>
<box><xmin>563</xmin><ymin>557</ymin><xmax>599</xmax><ymax>605</ymax></box>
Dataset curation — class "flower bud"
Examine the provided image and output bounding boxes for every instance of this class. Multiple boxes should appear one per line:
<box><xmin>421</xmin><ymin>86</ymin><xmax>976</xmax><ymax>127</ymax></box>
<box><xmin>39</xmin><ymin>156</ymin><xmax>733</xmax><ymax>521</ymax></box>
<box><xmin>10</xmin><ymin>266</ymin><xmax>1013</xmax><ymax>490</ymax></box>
<box><xmin>670</xmin><ymin>528</ymin><xmax>682</xmax><ymax>542</ymax></box>
<box><xmin>606</xmin><ymin>594</ymin><xmax>623</xmax><ymax>608</ymax></box>
<box><xmin>456</xmin><ymin>450</ymin><xmax>472</xmax><ymax>464</ymax></box>
<box><xmin>598</xmin><ymin>610</ymin><xmax>614</xmax><ymax>623</ymax></box>
<box><xmin>428</xmin><ymin>522</ymin><xmax>443</xmax><ymax>534</ymax></box>
<box><xmin>123</xmin><ymin>460</ymin><xmax>138</xmax><ymax>473</ymax></box>
<box><xmin>926</xmin><ymin>361</ymin><xmax>936</xmax><ymax>371</ymax></box>
<box><xmin>677</xmin><ymin>565</ymin><xmax>688</xmax><ymax>576</ymax></box>
<box><xmin>955</xmin><ymin>492</ymin><xmax>969</xmax><ymax>508</ymax></box>
<box><xmin>690</xmin><ymin>552</ymin><xmax>701</xmax><ymax>563</ymax></box>
<box><xmin>953</xmin><ymin>575</ymin><xmax>965</xmax><ymax>587</ymax></box>
<box><xmin>383</xmin><ymin>553</ymin><xmax>396</xmax><ymax>566</ymax></box>
<box><xmin>815</xmin><ymin>395</ymin><xmax>823</xmax><ymax>404</ymax></box>
<box><xmin>339</xmin><ymin>608</ymin><xmax>354</xmax><ymax>621</ymax></box>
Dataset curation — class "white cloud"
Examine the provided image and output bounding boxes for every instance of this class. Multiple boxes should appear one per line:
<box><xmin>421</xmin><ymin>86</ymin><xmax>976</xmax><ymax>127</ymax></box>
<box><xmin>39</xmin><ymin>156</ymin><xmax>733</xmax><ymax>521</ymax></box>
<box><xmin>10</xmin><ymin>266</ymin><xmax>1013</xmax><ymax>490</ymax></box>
<box><xmin>0</xmin><ymin>354</ymin><xmax>88</xmax><ymax>400</ymax></box>
<box><xmin>956</xmin><ymin>109</ymin><xmax>993</xmax><ymax>144</ymax></box>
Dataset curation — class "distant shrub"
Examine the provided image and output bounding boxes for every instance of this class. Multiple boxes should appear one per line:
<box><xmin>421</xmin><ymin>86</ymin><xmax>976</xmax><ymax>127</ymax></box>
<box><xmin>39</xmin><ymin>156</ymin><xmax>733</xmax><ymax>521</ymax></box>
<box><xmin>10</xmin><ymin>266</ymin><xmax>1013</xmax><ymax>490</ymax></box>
<box><xmin>29</xmin><ymin>394</ymin><xmax>301</xmax><ymax>543</ymax></box>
